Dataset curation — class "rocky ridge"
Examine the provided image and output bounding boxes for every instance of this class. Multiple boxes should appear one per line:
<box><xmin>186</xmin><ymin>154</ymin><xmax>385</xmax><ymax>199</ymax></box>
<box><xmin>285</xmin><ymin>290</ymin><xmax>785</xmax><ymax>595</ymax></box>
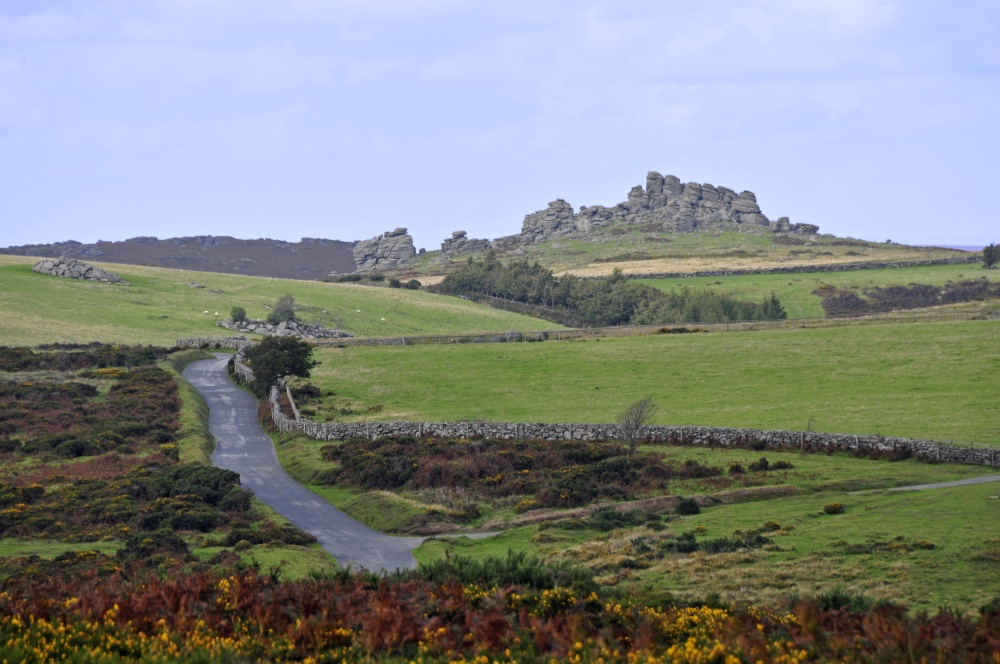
<box><xmin>439</xmin><ymin>230</ymin><xmax>492</xmax><ymax>257</ymax></box>
<box><xmin>499</xmin><ymin>171</ymin><xmax>818</xmax><ymax>247</ymax></box>
<box><xmin>216</xmin><ymin>317</ymin><xmax>352</xmax><ymax>340</ymax></box>
<box><xmin>32</xmin><ymin>257</ymin><xmax>128</xmax><ymax>284</ymax></box>
<box><xmin>352</xmin><ymin>228</ymin><xmax>417</xmax><ymax>272</ymax></box>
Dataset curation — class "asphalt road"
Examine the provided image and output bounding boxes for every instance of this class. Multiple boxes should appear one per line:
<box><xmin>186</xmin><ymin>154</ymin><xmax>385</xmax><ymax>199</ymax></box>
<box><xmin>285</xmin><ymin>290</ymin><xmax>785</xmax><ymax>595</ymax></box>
<box><xmin>183</xmin><ymin>355</ymin><xmax>423</xmax><ymax>572</ymax></box>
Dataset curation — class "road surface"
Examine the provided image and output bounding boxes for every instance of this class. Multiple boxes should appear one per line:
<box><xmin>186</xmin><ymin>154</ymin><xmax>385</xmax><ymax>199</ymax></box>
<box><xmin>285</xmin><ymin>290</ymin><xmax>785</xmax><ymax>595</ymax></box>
<box><xmin>183</xmin><ymin>354</ymin><xmax>423</xmax><ymax>572</ymax></box>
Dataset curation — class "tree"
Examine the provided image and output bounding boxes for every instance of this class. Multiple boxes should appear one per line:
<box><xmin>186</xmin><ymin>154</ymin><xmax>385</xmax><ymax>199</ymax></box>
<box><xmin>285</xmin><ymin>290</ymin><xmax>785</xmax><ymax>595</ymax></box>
<box><xmin>617</xmin><ymin>396</ymin><xmax>658</xmax><ymax>455</ymax></box>
<box><xmin>266</xmin><ymin>294</ymin><xmax>297</xmax><ymax>325</ymax></box>
<box><xmin>760</xmin><ymin>293</ymin><xmax>787</xmax><ymax>320</ymax></box>
<box><xmin>230</xmin><ymin>306</ymin><xmax>246</xmax><ymax>323</ymax></box>
<box><xmin>242</xmin><ymin>336</ymin><xmax>318</xmax><ymax>396</ymax></box>
<box><xmin>983</xmin><ymin>243</ymin><xmax>999</xmax><ymax>269</ymax></box>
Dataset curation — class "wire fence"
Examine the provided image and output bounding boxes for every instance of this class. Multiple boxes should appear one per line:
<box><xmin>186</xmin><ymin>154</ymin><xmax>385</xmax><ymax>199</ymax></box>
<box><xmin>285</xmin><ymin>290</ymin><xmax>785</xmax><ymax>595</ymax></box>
<box><xmin>314</xmin><ymin>306</ymin><xmax>998</xmax><ymax>348</ymax></box>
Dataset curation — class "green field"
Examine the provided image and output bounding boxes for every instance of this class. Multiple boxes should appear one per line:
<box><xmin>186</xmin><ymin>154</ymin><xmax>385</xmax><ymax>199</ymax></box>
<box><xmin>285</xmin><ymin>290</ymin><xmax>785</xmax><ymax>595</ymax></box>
<box><xmin>310</xmin><ymin>320</ymin><xmax>1000</xmax><ymax>445</ymax></box>
<box><xmin>638</xmin><ymin>263</ymin><xmax>1000</xmax><ymax>319</ymax></box>
<box><xmin>0</xmin><ymin>255</ymin><xmax>557</xmax><ymax>346</ymax></box>
<box><xmin>405</xmin><ymin>230</ymin><xmax>964</xmax><ymax>277</ymax></box>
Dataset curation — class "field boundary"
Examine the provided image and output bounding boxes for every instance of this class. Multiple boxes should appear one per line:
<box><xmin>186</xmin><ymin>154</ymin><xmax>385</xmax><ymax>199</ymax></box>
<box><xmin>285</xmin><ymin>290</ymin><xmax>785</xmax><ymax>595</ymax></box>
<box><xmin>313</xmin><ymin>306</ymin><xmax>996</xmax><ymax>347</ymax></box>
<box><xmin>173</xmin><ymin>340</ymin><xmax>998</xmax><ymax>468</ymax></box>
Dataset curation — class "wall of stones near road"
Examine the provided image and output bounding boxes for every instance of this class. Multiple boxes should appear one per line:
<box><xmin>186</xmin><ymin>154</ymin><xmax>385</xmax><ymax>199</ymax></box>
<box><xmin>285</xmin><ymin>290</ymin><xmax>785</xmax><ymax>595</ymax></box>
<box><xmin>180</xmin><ymin>337</ymin><xmax>999</xmax><ymax>468</ymax></box>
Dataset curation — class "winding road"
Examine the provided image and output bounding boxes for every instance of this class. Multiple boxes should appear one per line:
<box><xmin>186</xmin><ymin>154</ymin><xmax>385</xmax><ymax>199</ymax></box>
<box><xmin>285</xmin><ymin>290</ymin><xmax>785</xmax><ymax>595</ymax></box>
<box><xmin>184</xmin><ymin>354</ymin><xmax>424</xmax><ymax>572</ymax></box>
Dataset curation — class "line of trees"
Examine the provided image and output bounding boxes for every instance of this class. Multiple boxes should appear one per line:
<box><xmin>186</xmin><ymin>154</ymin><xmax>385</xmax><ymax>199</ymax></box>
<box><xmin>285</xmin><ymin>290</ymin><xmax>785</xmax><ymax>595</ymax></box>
<box><xmin>433</xmin><ymin>253</ymin><xmax>786</xmax><ymax>327</ymax></box>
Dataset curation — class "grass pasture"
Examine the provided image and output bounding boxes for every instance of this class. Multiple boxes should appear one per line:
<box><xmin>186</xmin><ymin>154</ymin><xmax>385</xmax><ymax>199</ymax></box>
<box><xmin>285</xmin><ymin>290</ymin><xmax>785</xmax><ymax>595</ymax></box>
<box><xmin>396</xmin><ymin>444</ymin><xmax>1000</xmax><ymax>612</ymax></box>
<box><xmin>309</xmin><ymin>320</ymin><xmax>1000</xmax><ymax>445</ymax></box>
<box><xmin>0</xmin><ymin>254</ymin><xmax>556</xmax><ymax>346</ymax></box>
<box><xmin>638</xmin><ymin>263</ymin><xmax>1000</xmax><ymax>319</ymax></box>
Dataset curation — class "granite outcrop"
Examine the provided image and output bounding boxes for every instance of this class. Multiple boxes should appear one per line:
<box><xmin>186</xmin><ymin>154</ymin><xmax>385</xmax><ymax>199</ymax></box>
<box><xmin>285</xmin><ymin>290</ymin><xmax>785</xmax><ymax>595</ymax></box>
<box><xmin>352</xmin><ymin>228</ymin><xmax>417</xmax><ymax>272</ymax></box>
<box><xmin>32</xmin><ymin>257</ymin><xmax>128</xmax><ymax>284</ymax></box>
<box><xmin>505</xmin><ymin>171</ymin><xmax>817</xmax><ymax>245</ymax></box>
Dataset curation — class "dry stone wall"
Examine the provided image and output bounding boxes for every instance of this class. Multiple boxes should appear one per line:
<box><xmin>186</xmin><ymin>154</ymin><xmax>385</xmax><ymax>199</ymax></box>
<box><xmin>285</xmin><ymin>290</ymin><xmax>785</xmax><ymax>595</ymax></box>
<box><xmin>180</xmin><ymin>336</ymin><xmax>998</xmax><ymax>469</ymax></box>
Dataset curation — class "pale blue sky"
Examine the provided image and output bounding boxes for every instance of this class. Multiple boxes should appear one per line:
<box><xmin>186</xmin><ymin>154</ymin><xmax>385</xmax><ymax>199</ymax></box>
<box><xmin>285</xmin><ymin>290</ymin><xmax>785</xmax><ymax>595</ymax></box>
<box><xmin>1</xmin><ymin>0</ymin><xmax>997</xmax><ymax>250</ymax></box>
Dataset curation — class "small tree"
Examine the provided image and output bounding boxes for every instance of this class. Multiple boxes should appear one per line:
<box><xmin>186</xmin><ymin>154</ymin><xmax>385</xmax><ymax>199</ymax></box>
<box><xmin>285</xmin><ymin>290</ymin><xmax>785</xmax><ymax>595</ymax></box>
<box><xmin>230</xmin><ymin>306</ymin><xmax>247</xmax><ymax>323</ymax></box>
<box><xmin>266</xmin><ymin>294</ymin><xmax>297</xmax><ymax>325</ymax></box>
<box><xmin>242</xmin><ymin>336</ymin><xmax>318</xmax><ymax>396</ymax></box>
<box><xmin>617</xmin><ymin>396</ymin><xmax>658</xmax><ymax>455</ymax></box>
<box><xmin>983</xmin><ymin>243</ymin><xmax>999</xmax><ymax>269</ymax></box>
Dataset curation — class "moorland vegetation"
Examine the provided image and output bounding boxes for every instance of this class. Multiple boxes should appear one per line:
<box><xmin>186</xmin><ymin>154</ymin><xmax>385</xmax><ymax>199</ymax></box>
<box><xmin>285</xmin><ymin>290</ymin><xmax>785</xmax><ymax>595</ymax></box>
<box><xmin>434</xmin><ymin>253</ymin><xmax>787</xmax><ymax>326</ymax></box>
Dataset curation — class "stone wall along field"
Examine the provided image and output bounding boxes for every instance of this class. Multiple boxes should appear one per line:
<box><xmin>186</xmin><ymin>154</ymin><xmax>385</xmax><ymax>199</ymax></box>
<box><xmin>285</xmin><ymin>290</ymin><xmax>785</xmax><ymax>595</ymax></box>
<box><xmin>178</xmin><ymin>337</ymin><xmax>998</xmax><ymax>469</ymax></box>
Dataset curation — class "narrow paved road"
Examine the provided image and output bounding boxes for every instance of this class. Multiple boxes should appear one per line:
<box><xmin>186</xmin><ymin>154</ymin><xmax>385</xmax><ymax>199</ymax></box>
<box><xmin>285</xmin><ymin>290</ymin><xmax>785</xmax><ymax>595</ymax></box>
<box><xmin>183</xmin><ymin>354</ymin><xmax>423</xmax><ymax>572</ymax></box>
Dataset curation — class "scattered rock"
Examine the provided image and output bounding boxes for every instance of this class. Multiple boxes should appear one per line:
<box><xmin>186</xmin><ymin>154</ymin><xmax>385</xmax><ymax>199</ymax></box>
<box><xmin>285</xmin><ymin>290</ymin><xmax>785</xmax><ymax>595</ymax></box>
<box><xmin>216</xmin><ymin>317</ymin><xmax>353</xmax><ymax>340</ymax></box>
<box><xmin>352</xmin><ymin>228</ymin><xmax>417</xmax><ymax>272</ymax></box>
<box><xmin>186</xmin><ymin>282</ymin><xmax>206</xmax><ymax>288</ymax></box>
<box><xmin>32</xmin><ymin>257</ymin><xmax>128</xmax><ymax>284</ymax></box>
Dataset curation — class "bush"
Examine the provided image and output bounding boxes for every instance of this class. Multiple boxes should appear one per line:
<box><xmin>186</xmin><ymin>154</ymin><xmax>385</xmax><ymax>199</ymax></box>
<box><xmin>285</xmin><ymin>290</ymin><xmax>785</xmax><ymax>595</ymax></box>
<box><xmin>404</xmin><ymin>279</ymin><xmax>421</xmax><ymax>290</ymax></box>
<box><xmin>230</xmin><ymin>306</ymin><xmax>246</xmax><ymax>323</ymax></box>
<box><xmin>727</xmin><ymin>463</ymin><xmax>745</xmax><ymax>475</ymax></box>
<box><xmin>388</xmin><ymin>278</ymin><xmax>402</xmax><ymax>288</ymax></box>
<box><xmin>675</xmin><ymin>497</ymin><xmax>701</xmax><ymax>515</ymax></box>
<box><xmin>823</xmin><ymin>502</ymin><xmax>846</xmax><ymax>515</ymax></box>
<box><xmin>266</xmin><ymin>294</ymin><xmax>297</xmax><ymax>325</ymax></box>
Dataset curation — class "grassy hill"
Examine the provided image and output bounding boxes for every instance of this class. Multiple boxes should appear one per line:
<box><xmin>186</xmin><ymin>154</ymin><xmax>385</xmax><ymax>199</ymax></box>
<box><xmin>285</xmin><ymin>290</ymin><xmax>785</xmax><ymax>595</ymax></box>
<box><xmin>306</xmin><ymin>320</ymin><xmax>1000</xmax><ymax>445</ymax></box>
<box><xmin>398</xmin><ymin>229</ymin><xmax>972</xmax><ymax>283</ymax></box>
<box><xmin>639</xmin><ymin>263</ymin><xmax>1000</xmax><ymax>319</ymax></box>
<box><xmin>0</xmin><ymin>255</ymin><xmax>558</xmax><ymax>346</ymax></box>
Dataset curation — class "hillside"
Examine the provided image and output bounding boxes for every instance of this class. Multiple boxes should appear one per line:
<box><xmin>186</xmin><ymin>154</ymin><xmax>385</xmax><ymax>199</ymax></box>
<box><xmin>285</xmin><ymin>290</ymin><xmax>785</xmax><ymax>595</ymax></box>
<box><xmin>0</xmin><ymin>235</ymin><xmax>357</xmax><ymax>280</ymax></box>
<box><xmin>0</xmin><ymin>255</ymin><xmax>557</xmax><ymax>346</ymax></box>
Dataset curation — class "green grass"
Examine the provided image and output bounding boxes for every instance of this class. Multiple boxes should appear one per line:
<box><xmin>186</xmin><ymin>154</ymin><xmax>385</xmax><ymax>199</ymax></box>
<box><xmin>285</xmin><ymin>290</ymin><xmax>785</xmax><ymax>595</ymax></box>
<box><xmin>310</xmin><ymin>320</ymin><xmax>1000</xmax><ymax>445</ymax></box>
<box><xmin>0</xmin><ymin>539</ymin><xmax>122</xmax><ymax>558</ymax></box>
<box><xmin>161</xmin><ymin>351</ymin><xmax>216</xmax><ymax>465</ymax></box>
<box><xmin>401</xmin><ymin>451</ymin><xmax>1000</xmax><ymax>612</ymax></box>
<box><xmin>638</xmin><ymin>263</ymin><xmax>1000</xmax><ymax>319</ymax></box>
<box><xmin>413</xmin><ymin>528</ymin><xmax>539</xmax><ymax>565</ymax></box>
<box><xmin>641</xmin><ymin>481</ymin><xmax>1000</xmax><ymax>612</ymax></box>
<box><xmin>0</xmin><ymin>255</ymin><xmax>557</xmax><ymax>346</ymax></box>
<box><xmin>191</xmin><ymin>543</ymin><xmax>339</xmax><ymax>580</ymax></box>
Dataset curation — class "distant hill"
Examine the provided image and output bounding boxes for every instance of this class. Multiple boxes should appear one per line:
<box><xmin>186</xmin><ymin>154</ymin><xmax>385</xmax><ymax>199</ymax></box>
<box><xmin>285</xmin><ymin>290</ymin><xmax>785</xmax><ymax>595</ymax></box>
<box><xmin>0</xmin><ymin>235</ymin><xmax>357</xmax><ymax>281</ymax></box>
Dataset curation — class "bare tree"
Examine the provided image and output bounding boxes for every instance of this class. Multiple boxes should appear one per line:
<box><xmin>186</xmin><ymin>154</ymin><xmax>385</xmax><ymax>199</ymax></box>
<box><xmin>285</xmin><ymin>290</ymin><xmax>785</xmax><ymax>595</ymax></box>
<box><xmin>617</xmin><ymin>396</ymin><xmax>659</xmax><ymax>455</ymax></box>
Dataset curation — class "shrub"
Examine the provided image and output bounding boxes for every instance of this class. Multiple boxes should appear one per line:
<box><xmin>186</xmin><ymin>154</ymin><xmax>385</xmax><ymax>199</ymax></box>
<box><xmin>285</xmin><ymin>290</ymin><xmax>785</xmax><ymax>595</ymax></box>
<box><xmin>727</xmin><ymin>463</ymin><xmax>745</xmax><ymax>475</ymax></box>
<box><xmin>388</xmin><ymin>278</ymin><xmax>402</xmax><ymax>288</ymax></box>
<box><xmin>823</xmin><ymin>502</ymin><xmax>846</xmax><ymax>515</ymax></box>
<box><xmin>266</xmin><ymin>294</ymin><xmax>297</xmax><ymax>325</ymax></box>
<box><xmin>230</xmin><ymin>306</ymin><xmax>246</xmax><ymax>323</ymax></box>
<box><xmin>675</xmin><ymin>497</ymin><xmax>701</xmax><ymax>515</ymax></box>
<box><xmin>404</xmin><ymin>279</ymin><xmax>421</xmax><ymax>290</ymax></box>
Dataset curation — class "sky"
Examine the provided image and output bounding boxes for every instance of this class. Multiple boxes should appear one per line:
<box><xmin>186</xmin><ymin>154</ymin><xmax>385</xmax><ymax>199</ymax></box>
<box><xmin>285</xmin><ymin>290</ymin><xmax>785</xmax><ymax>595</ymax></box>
<box><xmin>1</xmin><ymin>0</ymin><xmax>997</xmax><ymax>251</ymax></box>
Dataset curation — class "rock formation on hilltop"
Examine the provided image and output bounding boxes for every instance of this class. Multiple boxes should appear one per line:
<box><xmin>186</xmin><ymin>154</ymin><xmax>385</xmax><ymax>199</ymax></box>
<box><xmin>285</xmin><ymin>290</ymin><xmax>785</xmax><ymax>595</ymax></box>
<box><xmin>489</xmin><ymin>171</ymin><xmax>818</xmax><ymax>248</ymax></box>
<box><xmin>440</xmin><ymin>231</ymin><xmax>492</xmax><ymax>258</ymax></box>
<box><xmin>32</xmin><ymin>257</ymin><xmax>128</xmax><ymax>284</ymax></box>
<box><xmin>352</xmin><ymin>228</ymin><xmax>417</xmax><ymax>272</ymax></box>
